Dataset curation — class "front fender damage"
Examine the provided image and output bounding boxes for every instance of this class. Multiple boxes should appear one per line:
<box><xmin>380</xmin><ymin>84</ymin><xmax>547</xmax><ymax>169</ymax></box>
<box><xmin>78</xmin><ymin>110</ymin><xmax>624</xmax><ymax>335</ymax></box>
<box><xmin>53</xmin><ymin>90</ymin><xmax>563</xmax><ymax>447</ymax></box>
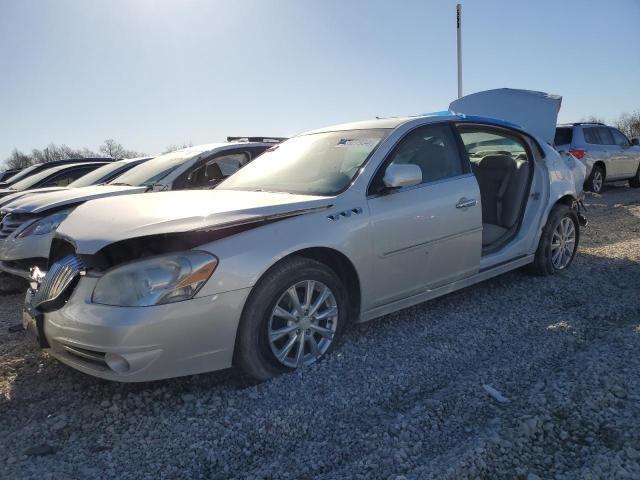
<box><xmin>50</xmin><ymin>205</ymin><xmax>332</xmax><ymax>271</ymax></box>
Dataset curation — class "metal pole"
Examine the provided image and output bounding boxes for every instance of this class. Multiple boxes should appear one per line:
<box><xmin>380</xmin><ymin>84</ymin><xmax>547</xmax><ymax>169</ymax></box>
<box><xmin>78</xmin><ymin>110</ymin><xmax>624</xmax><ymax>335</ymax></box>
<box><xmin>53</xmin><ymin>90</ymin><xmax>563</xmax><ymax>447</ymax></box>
<box><xmin>456</xmin><ymin>4</ymin><xmax>462</xmax><ymax>99</ymax></box>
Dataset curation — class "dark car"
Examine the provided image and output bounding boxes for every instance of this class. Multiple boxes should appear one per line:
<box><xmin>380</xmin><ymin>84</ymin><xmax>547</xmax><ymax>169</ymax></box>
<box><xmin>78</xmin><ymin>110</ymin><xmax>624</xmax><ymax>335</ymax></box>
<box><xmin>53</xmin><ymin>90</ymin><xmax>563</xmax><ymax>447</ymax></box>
<box><xmin>0</xmin><ymin>168</ymin><xmax>23</xmax><ymax>183</ymax></box>
<box><xmin>0</xmin><ymin>162</ymin><xmax>110</xmax><ymax>199</ymax></box>
<box><xmin>0</xmin><ymin>157</ymin><xmax>113</xmax><ymax>189</ymax></box>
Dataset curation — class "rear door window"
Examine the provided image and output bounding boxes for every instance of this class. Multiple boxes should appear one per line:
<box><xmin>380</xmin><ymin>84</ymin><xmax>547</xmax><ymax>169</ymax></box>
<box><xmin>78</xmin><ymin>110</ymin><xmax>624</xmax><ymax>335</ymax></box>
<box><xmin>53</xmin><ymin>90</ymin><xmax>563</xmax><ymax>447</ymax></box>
<box><xmin>583</xmin><ymin>128</ymin><xmax>600</xmax><ymax>144</ymax></box>
<box><xmin>554</xmin><ymin>127</ymin><xmax>573</xmax><ymax>146</ymax></box>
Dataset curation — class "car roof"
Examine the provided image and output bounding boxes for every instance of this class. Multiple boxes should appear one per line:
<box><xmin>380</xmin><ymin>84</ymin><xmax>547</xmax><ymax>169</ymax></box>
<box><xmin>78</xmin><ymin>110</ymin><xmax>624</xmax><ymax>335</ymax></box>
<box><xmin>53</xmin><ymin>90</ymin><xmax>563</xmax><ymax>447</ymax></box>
<box><xmin>302</xmin><ymin>111</ymin><xmax>525</xmax><ymax>135</ymax></box>
<box><xmin>117</xmin><ymin>156</ymin><xmax>154</xmax><ymax>164</ymax></box>
<box><xmin>34</xmin><ymin>161</ymin><xmax>109</xmax><ymax>174</ymax></box>
<box><xmin>176</xmin><ymin>141</ymin><xmax>278</xmax><ymax>154</ymax></box>
<box><xmin>557</xmin><ymin>123</ymin><xmax>607</xmax><ymax>127</ymax></box>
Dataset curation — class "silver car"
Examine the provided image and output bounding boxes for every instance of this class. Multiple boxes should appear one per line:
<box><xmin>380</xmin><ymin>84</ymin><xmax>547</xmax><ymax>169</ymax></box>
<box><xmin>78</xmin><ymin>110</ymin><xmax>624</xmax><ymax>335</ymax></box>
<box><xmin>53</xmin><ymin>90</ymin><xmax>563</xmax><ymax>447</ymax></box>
<box><xmin>23</xmin><ymin>89</ymin><xmax>586</xmax><ymax>382</ymax></box>
<box><xmin>554</xmin><ymin>122</ymin><xmax>640</xmax><ymax>193</ymax></box>
<box><xmin>0</xmin><ymin>141</ymin><xmax>276</xmax><ymax>280</ymax></box>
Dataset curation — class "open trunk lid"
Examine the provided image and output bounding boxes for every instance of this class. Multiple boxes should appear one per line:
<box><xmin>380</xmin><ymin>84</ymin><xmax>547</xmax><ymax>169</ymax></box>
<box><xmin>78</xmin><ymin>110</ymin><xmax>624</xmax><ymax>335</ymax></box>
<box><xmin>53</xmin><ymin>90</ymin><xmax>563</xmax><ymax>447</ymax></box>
<box><xmin>449</xmin><ymin>88</ymin><xmax>562</xmax><ymax>145</ymax></box>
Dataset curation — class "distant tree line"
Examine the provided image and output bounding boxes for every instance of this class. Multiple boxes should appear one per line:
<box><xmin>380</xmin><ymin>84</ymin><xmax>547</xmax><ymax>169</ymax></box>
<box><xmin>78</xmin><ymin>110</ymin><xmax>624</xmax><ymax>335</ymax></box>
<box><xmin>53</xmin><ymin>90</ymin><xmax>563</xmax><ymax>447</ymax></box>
<box><xmin>2</xmin><ymin>139</ymin><xmax>145</xmax><ymax>170</ymax></box>
<box><xmin>2</xmin><ymin>138</ymin><xmax>195</xmax><ymax>171</ymax></box>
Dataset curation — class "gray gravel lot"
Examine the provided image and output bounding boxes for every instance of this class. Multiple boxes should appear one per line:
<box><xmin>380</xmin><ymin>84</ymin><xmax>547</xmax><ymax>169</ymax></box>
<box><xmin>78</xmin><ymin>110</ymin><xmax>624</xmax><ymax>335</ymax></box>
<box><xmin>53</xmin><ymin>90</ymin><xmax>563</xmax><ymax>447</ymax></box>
<box><xmin>1</xmin><ymin>186</ymin><xmax>639</xmax><ymax>480</ymax></box>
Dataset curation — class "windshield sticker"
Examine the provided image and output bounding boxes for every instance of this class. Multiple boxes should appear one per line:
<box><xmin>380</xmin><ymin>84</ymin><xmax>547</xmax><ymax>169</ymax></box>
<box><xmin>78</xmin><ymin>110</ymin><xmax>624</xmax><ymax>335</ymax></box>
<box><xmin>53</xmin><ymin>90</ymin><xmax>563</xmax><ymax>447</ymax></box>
<box><xmin>336</xmin><ymin>138</ymin><xmax>378</xmax><ymax>147</ymax></box>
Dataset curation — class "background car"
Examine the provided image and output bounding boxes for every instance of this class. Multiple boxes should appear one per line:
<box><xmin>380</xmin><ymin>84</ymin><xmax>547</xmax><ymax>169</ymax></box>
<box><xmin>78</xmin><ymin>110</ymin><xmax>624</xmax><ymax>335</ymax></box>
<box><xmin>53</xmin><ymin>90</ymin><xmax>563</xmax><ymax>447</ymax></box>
<box><xmin>554</xmin><ymin>122</ymin><xmax>640</xmax><ymax>193</ymax></box>
<box><xmin>0</xmin><ymin>157</ymin><xmax>153</xmax><ymax>208</ymax></box>
<box><xmin>22</xmin><ymin>89</ymin><xmax>587</xmax><ymax>382</ymax></box>
<box><xmin>0</xmin><ymin>139</ymin><xmax>281</xmax><ymax>279</ymax></box>
<box><xmin>0</xmin><ymin>161</ymin><xmax>110</xmax><ymax>200</ymax></box>
<box><xmin>0</xmin><ymin>167</ymin><xmax>23</xmax><ymax>183</ymax></box>
<box><xmin>0</xmin><ymin>157</ymin><xmax>112</xmax><ymax>188</ymax></box>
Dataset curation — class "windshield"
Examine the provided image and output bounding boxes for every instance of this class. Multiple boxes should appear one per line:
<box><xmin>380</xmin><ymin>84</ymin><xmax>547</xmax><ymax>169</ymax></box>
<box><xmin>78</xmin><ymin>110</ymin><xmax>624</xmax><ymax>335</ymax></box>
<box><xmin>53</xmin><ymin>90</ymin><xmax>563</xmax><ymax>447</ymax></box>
<box><xmin>3</xmin><ymin>165</ymin><xmax>39</xmax><ymax>185</ymax></box>
<box><xmin>220</xmin><ymin>129</ymin><xmax>390</xmax><ymax>196</ymax></box>
<box><xmin>110</xmin><ymin>150</ymin><xmax>197</xmax><ymax>186</ymax></box>
<box><xmin>9</xmin><ymin>166</ymin><xmax>70</xmax><ymax>191</ymax></box>
<box><xmin>68</xmin><ymin>161</ymin><xmax>128</xmax><ymax>188</ymax></box>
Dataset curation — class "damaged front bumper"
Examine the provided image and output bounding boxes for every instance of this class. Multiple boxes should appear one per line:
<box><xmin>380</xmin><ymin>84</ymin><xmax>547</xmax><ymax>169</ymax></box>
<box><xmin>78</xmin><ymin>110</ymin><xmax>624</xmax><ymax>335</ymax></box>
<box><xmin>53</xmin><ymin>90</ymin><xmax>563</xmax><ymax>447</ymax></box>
<box><xmin>23</xmin><ymin>275</ymin><xmax>251</xmax><ymax>382</ymax></box>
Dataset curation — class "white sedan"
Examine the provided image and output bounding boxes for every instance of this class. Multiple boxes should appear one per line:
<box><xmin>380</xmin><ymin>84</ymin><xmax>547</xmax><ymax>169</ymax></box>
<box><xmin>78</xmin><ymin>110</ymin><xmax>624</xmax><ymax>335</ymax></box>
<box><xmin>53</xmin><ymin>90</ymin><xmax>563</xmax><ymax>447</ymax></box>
<box><xmin>23</xmin><ymin>89</ymin><xmax>586</xmax><ymax>382</ymax></box>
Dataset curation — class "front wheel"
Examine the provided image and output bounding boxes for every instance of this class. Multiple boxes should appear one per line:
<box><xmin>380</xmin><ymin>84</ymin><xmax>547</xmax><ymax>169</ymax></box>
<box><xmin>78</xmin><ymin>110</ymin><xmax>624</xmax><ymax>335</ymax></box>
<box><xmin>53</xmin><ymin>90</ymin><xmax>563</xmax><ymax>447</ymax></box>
<box><xmin>529</xmin><ymin>204</ymin><xmax>580</xmax><ymax>276</ymax></box>
<box><xmin>235</xmin><ymin>256</ymin><xmax>348</xmax><ymax>381</ymax></box>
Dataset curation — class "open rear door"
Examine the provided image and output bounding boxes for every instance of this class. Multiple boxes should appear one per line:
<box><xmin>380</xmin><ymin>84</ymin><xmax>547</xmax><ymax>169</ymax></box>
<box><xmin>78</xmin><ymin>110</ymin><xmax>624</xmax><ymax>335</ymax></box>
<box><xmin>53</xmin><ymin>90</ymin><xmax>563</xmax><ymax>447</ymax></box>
<box><xmin>449</xmin><ymin>88</ymin><xmax>562</xmax><ymax>145</ymax></box>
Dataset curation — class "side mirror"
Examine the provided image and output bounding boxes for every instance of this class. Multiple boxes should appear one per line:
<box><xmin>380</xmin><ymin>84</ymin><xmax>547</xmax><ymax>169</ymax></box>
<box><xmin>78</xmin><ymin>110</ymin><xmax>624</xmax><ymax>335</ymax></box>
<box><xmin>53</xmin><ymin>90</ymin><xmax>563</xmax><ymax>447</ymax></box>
<box><xmin>382</xmin><ymin>164</ymin><xmax>422</xmax><ymax>189</ymax></box>
<box><xmin>631</xmin><ymin>138</ymin><xmax>639</xmax><ymax>146</ymax></box>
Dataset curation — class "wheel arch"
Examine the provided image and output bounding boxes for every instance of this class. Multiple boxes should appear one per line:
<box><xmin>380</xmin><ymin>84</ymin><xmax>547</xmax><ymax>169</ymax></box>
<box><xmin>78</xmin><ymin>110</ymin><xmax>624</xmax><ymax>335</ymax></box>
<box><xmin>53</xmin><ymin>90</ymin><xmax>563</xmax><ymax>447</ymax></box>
<box><xmin>232</xmin><ymin>246</ymin><xmax>362</xmax><ymax>367</ymax></box>
<box><xmin>554</xmin><ymin>193</ymin><xmax>578</xmax><ymax>208</ymax></box>
<box><xmin>593</xmin><ymin>160</ymin><xmax>606</xmax><ymax>177</ymax></box>
<box><xmin>533</xmin><ymin>193</ymin><xmax>580</xmax><ymax>250</ymax></box>
<box><xmin>245</xmin><ymin>246</ymin><xmax>362</xmax><ymax>322</ymax></box>
<box><xmin>284</xmin><ymin>247</ymin><xmax>362</xmax><ymax>322</ymax></box>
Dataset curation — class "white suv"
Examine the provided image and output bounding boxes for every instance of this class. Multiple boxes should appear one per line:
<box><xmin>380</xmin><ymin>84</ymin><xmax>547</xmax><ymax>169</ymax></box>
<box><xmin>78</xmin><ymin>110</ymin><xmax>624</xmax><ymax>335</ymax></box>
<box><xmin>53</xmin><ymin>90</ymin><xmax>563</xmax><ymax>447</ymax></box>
<box><xmin>554</xmin><ymin>123</ymin><xmax>640</xmax><ymax>193</ymax></box>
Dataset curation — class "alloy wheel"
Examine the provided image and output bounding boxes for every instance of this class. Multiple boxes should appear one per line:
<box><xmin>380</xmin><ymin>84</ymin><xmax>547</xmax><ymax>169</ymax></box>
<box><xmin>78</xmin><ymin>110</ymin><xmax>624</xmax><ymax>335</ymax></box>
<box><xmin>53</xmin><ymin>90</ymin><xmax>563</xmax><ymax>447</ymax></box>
<box><xmin>268</xmin><ymin>280</ymin><xmax>338</xmax><ymax>368</ymax></box>
<box><xmin>550</xmin><ymin>217</ymin><xmax>576</xmax><ymax>270</ymax></box>
<box><xmin>592</xmin><ymin>170</ymin><xmax>603</xmax><ymax>193</ymax></box>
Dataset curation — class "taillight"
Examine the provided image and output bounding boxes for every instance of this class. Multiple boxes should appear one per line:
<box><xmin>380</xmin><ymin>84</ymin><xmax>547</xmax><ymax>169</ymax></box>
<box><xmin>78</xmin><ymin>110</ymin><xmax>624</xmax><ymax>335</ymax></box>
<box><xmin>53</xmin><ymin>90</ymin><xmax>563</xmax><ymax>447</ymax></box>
<box><xmin>569</xmin><ymin>148</ymin><xmax>586</xmax><ymax>159</ymax></box>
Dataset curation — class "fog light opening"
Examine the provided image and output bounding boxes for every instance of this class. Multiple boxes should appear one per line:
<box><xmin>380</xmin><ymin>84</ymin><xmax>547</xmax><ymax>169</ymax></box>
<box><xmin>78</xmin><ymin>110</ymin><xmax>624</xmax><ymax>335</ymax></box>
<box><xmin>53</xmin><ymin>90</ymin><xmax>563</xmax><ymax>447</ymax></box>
<box><xmin>105</xmin><ymin>353</ymin><xmax>130</xmax><ymax>373</ymax></box>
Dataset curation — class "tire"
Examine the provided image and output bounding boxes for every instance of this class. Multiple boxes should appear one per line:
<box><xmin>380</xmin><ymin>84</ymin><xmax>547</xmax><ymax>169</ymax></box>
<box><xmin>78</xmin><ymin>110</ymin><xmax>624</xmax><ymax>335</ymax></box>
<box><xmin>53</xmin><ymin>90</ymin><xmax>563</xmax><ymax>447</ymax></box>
<box><xmin>235</xmin><ymin>256</ymin><xmax>349</xmax><ymax>381</ymax></box>
<box><xmin>585</xmin><ymin>164</ymin><xmax>605</xmax><ymax>193</ymax></box>
<box><xmin>529</xmin><ymin>204</ymin><xmax>580</xmax><ymax>276</ymax></box>
<box><xmin>629</xmin><ymin>164</ymin><xmax>640</xmax><ymax>188</ymax></box>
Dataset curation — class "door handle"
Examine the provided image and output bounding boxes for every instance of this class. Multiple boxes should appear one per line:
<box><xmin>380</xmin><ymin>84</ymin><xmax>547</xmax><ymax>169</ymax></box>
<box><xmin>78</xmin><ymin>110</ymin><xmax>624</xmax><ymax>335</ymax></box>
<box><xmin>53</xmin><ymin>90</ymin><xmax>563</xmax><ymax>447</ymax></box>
<box><xmin>456</xmin><ymin>198</ymin><xmax>478</xmax><ymax>209</ymax></box>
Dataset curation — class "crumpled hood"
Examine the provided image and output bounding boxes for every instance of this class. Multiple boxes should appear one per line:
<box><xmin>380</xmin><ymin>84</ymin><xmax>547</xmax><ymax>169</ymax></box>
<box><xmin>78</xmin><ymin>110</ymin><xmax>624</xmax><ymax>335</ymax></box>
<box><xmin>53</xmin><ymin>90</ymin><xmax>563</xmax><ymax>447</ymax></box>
<box><xmin>2</xmin><ymin>184</ymin><xmax>146</xmax><ymax>214</ymax></box>
<box><xmin>58</xmin><ymin>189</ymin><xmax>332</xmax><ymax>254</ymax></box>
<box><xmin>449</xmin><ymin>88</ymin><xmax>562</xmax><ymax>145</ymax></box>
<box><xmin>0</xmin><ymin>186</ymin><xmax>70</xmax><ymax>209</ymax></box>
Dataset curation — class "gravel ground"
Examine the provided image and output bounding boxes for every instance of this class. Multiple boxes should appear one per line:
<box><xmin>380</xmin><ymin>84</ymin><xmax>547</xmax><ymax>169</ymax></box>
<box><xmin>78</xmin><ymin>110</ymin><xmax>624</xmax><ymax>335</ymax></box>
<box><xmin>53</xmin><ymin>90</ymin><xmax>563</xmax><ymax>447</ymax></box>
<box><xmin>1</xmin><ymin>185</ymin><xmax>639</xmax><ymax>480</ymax></box>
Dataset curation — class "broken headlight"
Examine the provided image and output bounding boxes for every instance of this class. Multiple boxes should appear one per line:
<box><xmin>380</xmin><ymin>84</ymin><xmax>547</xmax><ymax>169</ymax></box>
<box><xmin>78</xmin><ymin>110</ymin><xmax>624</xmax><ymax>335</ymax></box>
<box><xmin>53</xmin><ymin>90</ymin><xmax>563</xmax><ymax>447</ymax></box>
<box><xmin>92</xmin><ymin>251</ymin><xmax>218</xmax><ymax>307</ymax></box>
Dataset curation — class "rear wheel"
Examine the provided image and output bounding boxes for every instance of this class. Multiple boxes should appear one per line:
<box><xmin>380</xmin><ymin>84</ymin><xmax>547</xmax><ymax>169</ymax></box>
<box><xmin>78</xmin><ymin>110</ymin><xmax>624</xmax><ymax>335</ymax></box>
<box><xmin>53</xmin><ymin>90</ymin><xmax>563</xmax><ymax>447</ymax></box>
<box><xmin>585</xmin><ymin>164</ymin><xmax>605</xmax><ymax>193</ymax></box>
<box><xmin>529</xmin><ymin>204</ymin><xmax>580</xmax><ymax>276</ymax></box>
<box><xmin>235</xmin><ymin>256</ymin><xmax>348</xmax><ymax>381</ymax></box>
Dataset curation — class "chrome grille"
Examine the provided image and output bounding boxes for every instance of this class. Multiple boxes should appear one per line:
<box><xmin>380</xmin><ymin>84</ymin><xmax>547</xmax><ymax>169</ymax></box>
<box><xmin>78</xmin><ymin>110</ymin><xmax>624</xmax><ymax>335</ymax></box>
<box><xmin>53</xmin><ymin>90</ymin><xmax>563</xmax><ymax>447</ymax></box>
<box><xmin>0</xmin><ymin>214</ymin><xmax>31</xmax><ymax>240</ymax></box>
<box><xmin>33</xmin><ymin>255</ymin><xmax>84</xmax><ymax>308</ymax></box>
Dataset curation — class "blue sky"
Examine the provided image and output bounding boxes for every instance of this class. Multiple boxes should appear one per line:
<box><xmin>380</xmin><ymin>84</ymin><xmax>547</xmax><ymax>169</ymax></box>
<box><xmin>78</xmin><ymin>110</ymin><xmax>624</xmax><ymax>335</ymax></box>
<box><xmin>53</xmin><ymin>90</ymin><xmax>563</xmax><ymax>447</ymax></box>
<box><xmin>1</xmin><ymin>0</ymin><xmax>639</xmax><ymax>161</ymax></box>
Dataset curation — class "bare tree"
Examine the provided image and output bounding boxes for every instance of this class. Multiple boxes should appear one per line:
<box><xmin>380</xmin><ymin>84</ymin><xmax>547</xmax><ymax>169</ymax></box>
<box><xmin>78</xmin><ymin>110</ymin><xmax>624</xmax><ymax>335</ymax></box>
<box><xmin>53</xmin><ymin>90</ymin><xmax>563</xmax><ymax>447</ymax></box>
<box><xmin>163</xmin><ymin>141</ymin><xmax>193</xmax><ymax>154</ymax></box>
<box><xmin>99</xmin><ymin>139</ymin><xmax>144</xmax><ymax>159</ymax></box>
<box><xmin>2</xmin><ymin>139</ymin><xmax>143</xmax><ymax>170</ymax></box>
<box><xmin>4</xmin><ymin>149</ymin><xmax>33</xmax><ymax>169</ymax></box>
<box><xmin>29</xmin><ymin>143</ymin><xmax>91</xmax><ymax>164</ymax></box>
<box><xmin>99</xmin><ymin>139</ymin><xmax>126</xmax><ymax>159</ymax></box>
<box><xmin>579</xmin><ymin>115</ymin><xmax>606</xmax><ymax>124</ymax></box>
<box><xmin>616</xmin><ymin>111</ymin><xmax>640</xmax><ymax>139</ymax></box>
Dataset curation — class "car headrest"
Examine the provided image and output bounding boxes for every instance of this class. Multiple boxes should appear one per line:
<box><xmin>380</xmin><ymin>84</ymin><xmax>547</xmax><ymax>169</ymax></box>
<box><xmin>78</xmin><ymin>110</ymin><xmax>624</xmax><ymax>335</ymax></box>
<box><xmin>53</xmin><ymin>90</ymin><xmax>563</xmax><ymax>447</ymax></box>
<box><xmin>206</xmin><ymin>162</ymin><xmax>223</xmax><ymax>179</ymax></box>
<box><xmin>478</xmin><ymin>155</ymin><xmax>513</xmax><ymax>170</ymax></box>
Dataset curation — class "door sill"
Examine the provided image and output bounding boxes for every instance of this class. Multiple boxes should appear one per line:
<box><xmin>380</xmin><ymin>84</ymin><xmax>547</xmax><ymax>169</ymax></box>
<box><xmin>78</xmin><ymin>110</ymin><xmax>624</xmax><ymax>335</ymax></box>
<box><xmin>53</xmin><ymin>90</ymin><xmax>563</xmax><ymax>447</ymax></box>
<box><xmin>359</xmin><ymin>254</ymin><xmax>534</xmax><ymax>323</ymax></box>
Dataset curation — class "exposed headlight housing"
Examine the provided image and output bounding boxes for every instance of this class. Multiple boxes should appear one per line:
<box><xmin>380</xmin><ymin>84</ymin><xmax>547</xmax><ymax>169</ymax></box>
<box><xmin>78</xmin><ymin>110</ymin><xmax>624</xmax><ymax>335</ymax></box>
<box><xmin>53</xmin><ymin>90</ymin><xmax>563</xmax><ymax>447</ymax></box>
<box><xmin>92</xmin><ymin>251</ymin><xmax>218</xmax><ymax>307</ymax></box>
<box><xmin>17</xmin><ymin>211</ymin><xmax>70</xmax><ymax>238</ymax></box>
